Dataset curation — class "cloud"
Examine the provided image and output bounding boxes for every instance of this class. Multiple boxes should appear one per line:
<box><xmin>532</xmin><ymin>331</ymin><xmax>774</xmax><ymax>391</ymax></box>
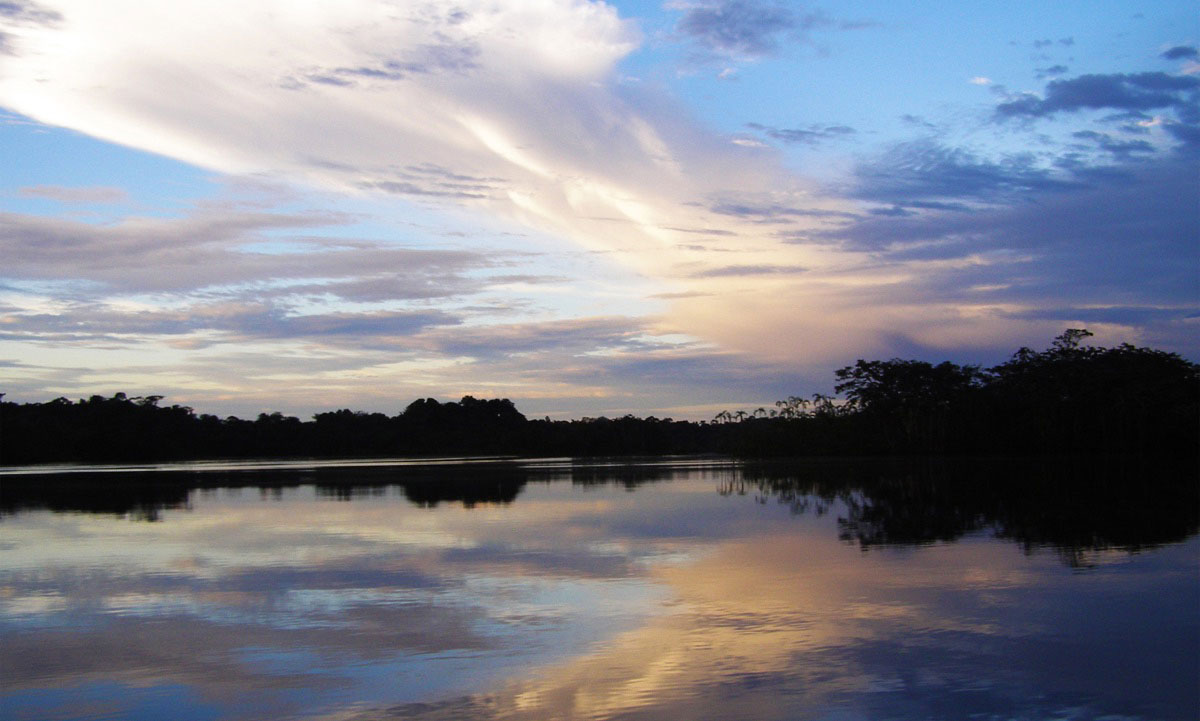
<box><xmin>0</xmin><ymin>0</ymin><xmax>60</xmax><ymax>25</ymax></box>
<box><xmin>672</xmin><ymin>0</ymin><xmax>870</xmax><ymax>60</ymax></box>
<box><xmin>899</xmin><ymin>114</ymin><xmax>938</xmax><ymax>131</ymax></box>
<box><xmin>549</xmin><ymin>346</ymin><xmax>818</xmax><ymax>402</ymax></box>
<box><xmin>1161</xmin><ymin>45</ymin><xmax>1198</xmax><ymax>61</ymax></box>
<box><xmin>0</xmin><ymin>0</ymin><xmax>883</xmax><ymax>398</ymax></box>
<box><xmin>361</xmin><ymin>164</ymin><xmax>508</xmax><ymax>200</ymax></box>
<box><xmin>746</xmin><ymin>122</ymin><xmax>856</xmax><ymax>145</ymax></box>
<box><xmin>995</xmin><ymin>72</ymin><xmax>1200</xmax><ymax>118</ymax></box>
<box><xmin>709</xmin><ymin>199</ymin><xmax>859</xmax><ymax>223</ymax></box>
<box><xmin>297</xmin><ymin>39</ymin><xmax>483</xmax><ymax>86</ymax></box>
<box><xmin>0</xmin><ymin>302</ymin><xmax>460</xmax><ymax>345</ymax></box>
<box><xmin>851</xmin><ymin>139</ymin><xmax>1081</xmax><ymax>205</ymax></box>
<box><xmin>999</xmin><ymin>305</ymin><xmax>1198</xmax><ymax>326</ymax></box>
<box><xmin>1034</xmin><ymin>64</ymin><xmax>1068</xmax><ymax>79</ymax></box>
<box><xmin>0</xmin><ymin>197</ymin><xmax>546</xmax><ymax>365</ymax></box>
<box><xmin>414</xmin><ymin>316</ymin><xmax>651</xmax><ymax>360</ymax></box>
<box><xmin>0</xmin><ymin>0</ymin><xmax>59</xmax><ymax>55</ymax></box>
<box><xmin>0</xmin><ymin>208</ymin><xmax>492</xmax><ymax>298</ymax></box>
<box><xmin>18</xmin><ymin>184</ymin><xmax>129</xmax><ymax>203</ymax></box>
<box><xmin>1030</xmin><ymin>37</ymin><xmax>1073</xmax><ymax>49</ymax></box>
<box><xmin>826</xmin><ymin>153</ymin><xmax>1199</xmax><ymax>320</ymax></box>
<box><xmin>0</xmin><ymin>0</ymin><xmax>837</xmax><ymax>293</ymax></box>
<box><xmin>1070</xmin><ymin>130</ymin><xmax>1155</xmax><ymax>158</ymax></box>
<box><xmin>675</xmin><ymin>0</ymin><xmax>795</xmax><ymax>58</ymax></box>
<box><xmin>689</xmin><ymin>263</ymin><xmax>806</xmax><ymax>278</ymax></box>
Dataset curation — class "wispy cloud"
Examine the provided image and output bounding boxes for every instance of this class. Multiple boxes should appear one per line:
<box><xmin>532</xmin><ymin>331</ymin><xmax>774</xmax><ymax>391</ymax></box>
<box><xmin>745</xmin><ymin>121</ymin><xmax>856</xmax><ymax>145</ymax></box>
<box><xmin>689</xmin><ymin>263</ymin><xmax>806</xmax><ymax>278</ymax></box>
<box><xmin>0</xmin><ymin>208</ymin><xmax>491</xmax><ymax>297</ymax></box>
<box><xmin>18</xmin><ymin>185</ymin><xmax>129</xmax><ymax>204</ymax></box>
<box><xmin>851</xmin><ymin>140</ymin><xmax>1081</xmax><ymax>205</ymax></box>
<box><xmin>1034</xmin><ymin>64</ymin><xmax>1068</xmax><ymax>79</ymax></box>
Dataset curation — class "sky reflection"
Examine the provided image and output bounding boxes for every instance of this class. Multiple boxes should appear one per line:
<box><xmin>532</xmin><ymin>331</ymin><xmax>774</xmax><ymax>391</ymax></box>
<box><xmin>1</xmin><ymin>462</ymin><xmax>1196</xmax><ymax>721</ymax></box>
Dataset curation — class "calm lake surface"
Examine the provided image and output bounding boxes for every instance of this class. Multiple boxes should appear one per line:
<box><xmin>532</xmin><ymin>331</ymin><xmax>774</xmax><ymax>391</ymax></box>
<box><xmin>1</xmin><ymin>456</ymin><xmax>1197</xmax><ymax>721</ymax></box>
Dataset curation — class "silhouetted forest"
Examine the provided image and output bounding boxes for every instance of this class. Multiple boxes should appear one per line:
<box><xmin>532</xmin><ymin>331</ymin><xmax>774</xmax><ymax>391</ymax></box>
<box><xmin>2</xmin><ymin>330</ymin><xmax>1196</xmax><ymax>464</ymax></box>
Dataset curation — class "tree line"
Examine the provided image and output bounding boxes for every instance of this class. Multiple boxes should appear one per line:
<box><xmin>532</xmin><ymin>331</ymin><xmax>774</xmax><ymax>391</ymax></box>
<box><xmin>2</xmin><ymin>330</ymin><xmax>1196</xmax><ymax>464</ymax></box>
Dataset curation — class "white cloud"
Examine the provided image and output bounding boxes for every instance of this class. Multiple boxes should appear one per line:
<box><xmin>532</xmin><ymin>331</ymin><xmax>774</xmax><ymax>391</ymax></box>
<box><xmin>0</xmin><ymin>0</ymin><xmax>856</xmax><ymax>335</ymax></box>
<box><xmin>1</xmin><ymin>1</ymin><xmax>834</xmax><ymax>277</ymax></box>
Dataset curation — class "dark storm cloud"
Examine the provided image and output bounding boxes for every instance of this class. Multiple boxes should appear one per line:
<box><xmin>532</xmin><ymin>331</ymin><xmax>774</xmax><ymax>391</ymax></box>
<box><xmin>1160</xmin><ymin>45</ymin><xmax>1198</xmax><ymax>61</ymax></box>
<box><xmin>746</xmin><ymin>122</ymin><xmax>856</xmax><ymax>145</ymax></box>
<box><xmin>995</xmin><ymin>72</ymin><xmax>1200</xmax><ymax>118</ymax></box>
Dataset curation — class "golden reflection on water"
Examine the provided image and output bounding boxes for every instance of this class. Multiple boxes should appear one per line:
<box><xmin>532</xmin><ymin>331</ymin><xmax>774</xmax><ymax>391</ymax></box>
<box><xmin>364</xmin><ymin>529</ymin><xmax>1059</xmax><ymax>721</ymax></box>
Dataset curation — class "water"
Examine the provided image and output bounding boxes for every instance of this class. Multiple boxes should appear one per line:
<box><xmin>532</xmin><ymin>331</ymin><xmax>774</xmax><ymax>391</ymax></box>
<box><xmin>1</xmin><ymin>456</ymin><xmax>1197</xmax><ymax>720</ymax></box>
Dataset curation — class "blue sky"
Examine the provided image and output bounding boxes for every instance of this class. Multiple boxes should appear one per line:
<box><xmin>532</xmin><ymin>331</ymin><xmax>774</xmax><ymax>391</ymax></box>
<box><xmin>1</xmin><ymin>0</ymin><xmax>1196</xmax><ymax>419</ymax></box>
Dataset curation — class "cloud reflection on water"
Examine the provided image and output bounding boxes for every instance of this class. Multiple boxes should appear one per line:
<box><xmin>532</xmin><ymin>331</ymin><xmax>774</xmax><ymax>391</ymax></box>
<box><xmin>356</xmin><ymin>532</ymin><xmax>1198</xmax><ymax>721</ymax></box>
<box><xmin>0</xmin><ymin>461</ymin><xmax>1196</xmax><ymax>721</ymax></box>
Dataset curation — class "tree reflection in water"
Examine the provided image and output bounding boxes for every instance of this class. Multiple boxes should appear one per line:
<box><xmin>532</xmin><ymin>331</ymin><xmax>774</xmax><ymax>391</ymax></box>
<box><xmin>4</xmin><ymin>455</ymin><xmax>1195</xmax><ymax>567</ymax></box>
<box><xmin>723</xmin><ymin>456</ymin><xmax>1199</xmax><ymax>567</ymax></box>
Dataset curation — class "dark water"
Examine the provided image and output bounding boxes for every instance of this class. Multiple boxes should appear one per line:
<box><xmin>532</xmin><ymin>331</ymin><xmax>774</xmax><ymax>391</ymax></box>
<box><xmin>1</xmin><ymin>456</ymin><xmax>1197</xmax><ymax>721</ymax></box>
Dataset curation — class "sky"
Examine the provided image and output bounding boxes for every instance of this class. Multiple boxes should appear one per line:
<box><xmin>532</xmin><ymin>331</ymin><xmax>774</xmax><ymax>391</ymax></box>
<box><xmin>1</xmin><ymin>0</ymin><xmax>1197</xmax><ymax>420</ymax></box>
